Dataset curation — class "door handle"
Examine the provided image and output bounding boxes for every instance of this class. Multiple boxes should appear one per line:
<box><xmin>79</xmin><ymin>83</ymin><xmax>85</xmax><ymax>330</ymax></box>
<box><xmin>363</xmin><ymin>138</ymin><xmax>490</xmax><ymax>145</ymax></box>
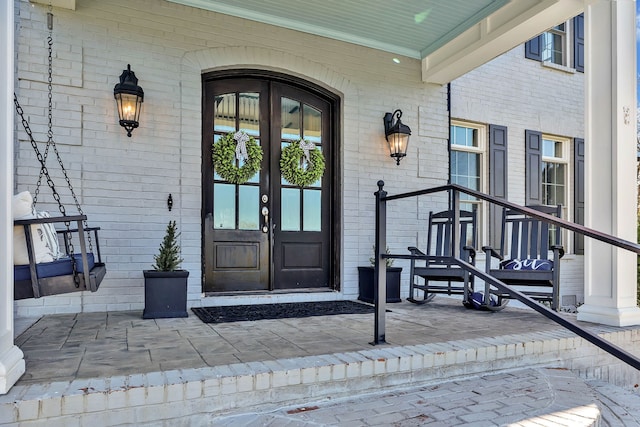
<box><xmin>261</xmin><ymin>206</ymin><xmax>269</xmax><ymax>233</ymax></box>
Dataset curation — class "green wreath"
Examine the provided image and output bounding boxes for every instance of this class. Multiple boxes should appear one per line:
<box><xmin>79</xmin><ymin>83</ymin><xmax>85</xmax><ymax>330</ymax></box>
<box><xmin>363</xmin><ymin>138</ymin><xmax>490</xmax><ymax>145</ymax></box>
<box><xmin>212</xmin><ymin>131</ymin><xmax>263</xmax><ymax>184</ymax></box>
<box><xmin>280</xmin><ymin>140</ymin><xmax>325</xmax><ymax>187</ymax></box>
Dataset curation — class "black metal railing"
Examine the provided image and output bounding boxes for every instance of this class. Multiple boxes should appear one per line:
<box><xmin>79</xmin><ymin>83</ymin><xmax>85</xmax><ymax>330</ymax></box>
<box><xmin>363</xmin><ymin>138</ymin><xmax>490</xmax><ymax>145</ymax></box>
<box><xmin>372</xmin><ymin>181</ymin><xmax>640</xmax><ymax>370</ymax></box>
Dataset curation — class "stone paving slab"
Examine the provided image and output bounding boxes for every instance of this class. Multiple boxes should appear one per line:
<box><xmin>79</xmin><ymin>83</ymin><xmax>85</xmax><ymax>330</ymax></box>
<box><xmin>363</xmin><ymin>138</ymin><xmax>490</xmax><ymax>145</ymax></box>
<box><xmin>13</xmin><ymin>298</ymin><xmax>567</xmax><ymax>385</ymax></box>
<box><xmin>211</xmin><ymin>368</ymin><xmax>601</xmax><ymax>426</ymax></box>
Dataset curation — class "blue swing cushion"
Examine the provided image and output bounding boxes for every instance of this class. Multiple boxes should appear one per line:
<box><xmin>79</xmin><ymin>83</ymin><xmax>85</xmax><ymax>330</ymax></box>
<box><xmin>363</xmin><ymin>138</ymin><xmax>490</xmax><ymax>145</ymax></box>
<box><xmin>500</xmin><ymin>259</ymin><xmax>553</xmax><ymax>271</ymax></box>
<box><xmin>14</xmin><ymin>253</ymin><xmax>96</xmax><ymax>282</ymax></box>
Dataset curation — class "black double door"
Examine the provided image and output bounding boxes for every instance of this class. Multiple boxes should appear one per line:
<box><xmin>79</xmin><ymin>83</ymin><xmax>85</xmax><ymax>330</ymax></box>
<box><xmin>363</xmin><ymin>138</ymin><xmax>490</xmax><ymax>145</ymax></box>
<box><xmin>202</xmin><ymin>75</ymin><xmax>334</xmax><ymax>293</ymax></box>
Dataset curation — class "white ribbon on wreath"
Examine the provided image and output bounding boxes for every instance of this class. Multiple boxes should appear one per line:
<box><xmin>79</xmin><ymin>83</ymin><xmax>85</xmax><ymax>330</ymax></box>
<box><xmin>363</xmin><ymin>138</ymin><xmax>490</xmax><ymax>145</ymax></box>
<box><xmin>234</xmin><ymin>131</ymin><xmax>250</xmax><ymax>162</ymax></box>
<box><xmin>299</xmin><ymin>139</ymin><xmax>316</xmax><ymax>165</ymax></box>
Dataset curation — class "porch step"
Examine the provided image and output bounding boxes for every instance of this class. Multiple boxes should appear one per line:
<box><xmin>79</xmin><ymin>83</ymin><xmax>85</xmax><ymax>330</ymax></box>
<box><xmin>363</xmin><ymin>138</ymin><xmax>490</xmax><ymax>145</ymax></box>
<box><xmin>0</xmin><ymin>333</ymin><xmax>614</xmax><ymax>426</ymax></box>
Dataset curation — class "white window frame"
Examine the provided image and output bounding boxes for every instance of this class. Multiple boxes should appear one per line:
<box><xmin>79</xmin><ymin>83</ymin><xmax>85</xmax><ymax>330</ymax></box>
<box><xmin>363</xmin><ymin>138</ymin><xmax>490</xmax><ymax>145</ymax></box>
<box><xmin>541</xmin><ymin>134</ymin><xmax>571</xmax><ymax>250</ymax></box>
<box><xmin>450</xmin><ymin>120</ymin><xmax>487</xmax><ymax>248</ymax></box>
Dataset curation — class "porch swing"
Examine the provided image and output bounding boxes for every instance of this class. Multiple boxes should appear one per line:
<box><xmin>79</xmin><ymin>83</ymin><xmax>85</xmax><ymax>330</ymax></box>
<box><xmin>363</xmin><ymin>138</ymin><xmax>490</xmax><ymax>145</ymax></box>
<box><xmin>12</xmin><ymin>10</ymin><xmax>106</xmax><ymax>300</ymax></box>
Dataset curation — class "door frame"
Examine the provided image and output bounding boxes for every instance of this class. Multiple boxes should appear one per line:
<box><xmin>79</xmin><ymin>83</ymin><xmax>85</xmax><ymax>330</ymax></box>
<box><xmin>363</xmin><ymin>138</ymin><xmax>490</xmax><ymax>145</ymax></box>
<box><xmin>200</xmin><ymin>69</ymin><xmax>342</xmax><ymax>294</ymax></box>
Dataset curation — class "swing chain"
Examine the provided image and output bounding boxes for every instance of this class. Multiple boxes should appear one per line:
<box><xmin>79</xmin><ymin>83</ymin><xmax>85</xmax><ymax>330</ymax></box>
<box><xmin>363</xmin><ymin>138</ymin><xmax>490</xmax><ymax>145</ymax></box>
<box><xmin>34</xmin><ymin>34</ymin><xmax>55</xmax><ymax>204</ymax></box>
<box><xmin>14</xmin><ymin>95</ymin><xmax>66</xmax><ymax>218</ymax></box>
<box><xmin>15</xmin><ymin>95</ymin><xmax>81</xmax><ymax>288</ymax></box>
<box><xmin>32</xmin><ymin>10</ymin><xmax>93</xmax><ymax>254</ymax></box>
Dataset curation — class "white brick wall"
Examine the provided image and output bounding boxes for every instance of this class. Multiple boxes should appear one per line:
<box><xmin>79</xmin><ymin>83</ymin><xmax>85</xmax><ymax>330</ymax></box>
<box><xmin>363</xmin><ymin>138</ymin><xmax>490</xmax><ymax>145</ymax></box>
<box><xmin>451</xmin><ymin>46</ymin><xmax>586</xmax><ymax>305</ymax></box>
<box><xmin>13</xmin><ymin>0</ymin><xmax>585</xmax><ymax>315</ymax></box>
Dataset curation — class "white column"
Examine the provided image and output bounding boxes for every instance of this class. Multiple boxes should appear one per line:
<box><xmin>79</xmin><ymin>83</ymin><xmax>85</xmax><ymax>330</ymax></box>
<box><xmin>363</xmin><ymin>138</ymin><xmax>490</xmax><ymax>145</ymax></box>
<box><xmin>0</xmin><ymin>0</ymin><xmax>25</xmax><ymax>394</ymax></box>
<box><xmin>578</xmin><ymin>0</ymin><xmax>640</xmax><ymax>326</ymax></box>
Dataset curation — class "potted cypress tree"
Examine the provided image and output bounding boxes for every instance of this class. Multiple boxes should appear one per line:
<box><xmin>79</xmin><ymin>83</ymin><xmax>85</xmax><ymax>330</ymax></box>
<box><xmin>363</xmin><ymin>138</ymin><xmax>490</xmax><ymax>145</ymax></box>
<box><xmin>143</xmin><ymin>221</ymin><xmax>189</xmax><ymax>318</ymax></box>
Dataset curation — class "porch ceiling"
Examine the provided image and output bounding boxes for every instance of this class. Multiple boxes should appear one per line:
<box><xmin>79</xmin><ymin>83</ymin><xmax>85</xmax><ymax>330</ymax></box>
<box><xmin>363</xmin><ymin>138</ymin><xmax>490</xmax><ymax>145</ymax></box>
<box><xmin>38</xmin><ymin>0</ymin><xmax>585</xmax><ymax>84</ymax></box>
<box><xmin>167</xmin><ymin>0</ymin><xmax>585</xmax><ymax>84</ymax></box>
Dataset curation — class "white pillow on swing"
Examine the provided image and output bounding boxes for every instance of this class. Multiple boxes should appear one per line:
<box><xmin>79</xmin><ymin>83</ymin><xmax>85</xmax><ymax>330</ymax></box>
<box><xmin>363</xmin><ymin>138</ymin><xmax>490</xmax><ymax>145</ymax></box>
<box><xmin>13</xmin><ymin>191</ymin><xmax>61</xmax><ymax>265</ymax></box>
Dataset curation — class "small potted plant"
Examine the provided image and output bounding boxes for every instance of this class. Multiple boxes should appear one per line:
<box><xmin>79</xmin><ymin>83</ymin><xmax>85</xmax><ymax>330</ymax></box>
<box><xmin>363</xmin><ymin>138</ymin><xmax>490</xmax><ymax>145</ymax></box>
<box><xmin>358</xmin><ymin>246</ymin><xmax>402</xmax><ymax>303</ymax></box>
<box><xmin>143</xmin><ymin>221</ymin><xmax>189</xmax><ymax>319</ymax></box>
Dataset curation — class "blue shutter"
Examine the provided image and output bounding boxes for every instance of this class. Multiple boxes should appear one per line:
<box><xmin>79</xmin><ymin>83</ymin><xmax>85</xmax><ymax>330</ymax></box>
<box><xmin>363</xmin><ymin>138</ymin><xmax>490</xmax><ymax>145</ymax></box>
<box><xmin>573</xmin><ymin>14</ymin><xmax>584</xmax><ymax>73</ymax></box>
<box><xmin>525</xmin><ymin>130</ymin><xmax>543</xmax><ymax>206</ymax></box>
<box><xmin>574</xmin><ymin>138</ymin><xmax>585</xmax><ymax>254</ymax></box>
<box><xmin>525</xmin><ymin>35</ymin><xmax>543</xmax><ymax>61</ymax></box>
<box><xmin>489</xmin><ymin>125</ymin><xmax>508</xmax><ymax>247</ymax></box>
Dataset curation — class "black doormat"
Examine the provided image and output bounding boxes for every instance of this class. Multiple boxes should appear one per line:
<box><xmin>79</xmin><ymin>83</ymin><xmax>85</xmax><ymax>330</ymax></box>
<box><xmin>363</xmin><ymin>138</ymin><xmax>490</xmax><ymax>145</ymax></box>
<box><xmin>191</xmin><ymin>300</ymin><xmax>378</xmax><ymax>324</ymax></box>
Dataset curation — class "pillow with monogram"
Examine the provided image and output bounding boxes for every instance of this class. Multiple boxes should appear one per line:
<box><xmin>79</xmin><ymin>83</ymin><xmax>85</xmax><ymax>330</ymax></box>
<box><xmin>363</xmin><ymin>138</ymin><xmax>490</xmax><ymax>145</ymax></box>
<box><xmin>500</xmin><ymin>259</ymin><xmax>553</xmax><ymax>271</ymax></box>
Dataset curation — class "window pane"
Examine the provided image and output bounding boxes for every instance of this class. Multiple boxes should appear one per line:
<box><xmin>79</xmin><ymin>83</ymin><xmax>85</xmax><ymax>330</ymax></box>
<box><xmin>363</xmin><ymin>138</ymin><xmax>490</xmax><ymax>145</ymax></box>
<box><xmin>281</xmin><ymin>188</ymin><xmax>301</xmax><ymax>231</ymax></box>
<box><xmin>238</xmin><ymin>93</ymin><xmax>260</xmax><ymax>137</ymax></box>
<box><xmin>214</xmin><ymin>183</ymin><xmax>235</xmax><ymax>229</ymax></box>
<box><xmin>282</xmin><ymin>97</ymin><xmax>301</xmax><ymax>140</ymax></box>
<box><xmin>542</xmin><ymin>32</ymin><xmax>564</xmax><ymax>65</ymax></box>
<box><xmin>451</xmin><ymin>125</ymin><xmax>476</xmax><ymax>147</ymax></box>
<box><xmin>542</xmin><ymin>161</ymin><xmax>566</xmax><ymax>206</ymax></box>
<box><xmin>543</xmin><ymin>139</ymin><xmax>563</xmax><ymax>158</ymax></box>
<box><xmin>303</xmin><ymin>105</ymin><xmax>322</xmax><ymax>144</ymax></box>
<box><xmin>238</xmin><ymin>185</ymin><xmax>259</xmax><ymax>230</ymax></box>
<box><xmin>450</xmin><ymin>151</ymin><xmax>480</xmax><ymax>191</ymax></box>
<box><xmin>303</xmin><ymin>189</ymin><xmax>321</xmax><ymax>231</ymax></box>
<box><xmin>214</xmin><ymin>93</ymin><xmax>236</xmax><ymax>133</ymax></box>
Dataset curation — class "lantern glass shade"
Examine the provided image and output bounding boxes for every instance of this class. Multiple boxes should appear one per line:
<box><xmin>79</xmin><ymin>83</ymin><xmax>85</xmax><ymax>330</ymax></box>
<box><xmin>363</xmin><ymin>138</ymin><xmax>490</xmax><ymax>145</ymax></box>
<box><xmin>383</xmin><ymin>109</ymin><xmax>411</xmax><ymax>165</ymax></box>
<box><xmin>114</xmin><ymin>64</ymin><xmax>144</xmax><ymax>137</ymax></box>
<box><xmin>115</xmin><ymin>92</ymin><xmax>142</xmax><ymax>126</ymax></box>
<box><xmin>386</xmin><ymin>132</ymin><xmax>410</xmax><ymax>164</ymax></box>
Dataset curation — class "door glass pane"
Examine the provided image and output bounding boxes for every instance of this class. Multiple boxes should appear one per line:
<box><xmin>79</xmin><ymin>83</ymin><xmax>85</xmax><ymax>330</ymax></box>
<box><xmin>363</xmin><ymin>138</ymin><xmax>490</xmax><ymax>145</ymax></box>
<box><xmin>303</xmin><ymin>105</ymin><xmax>322</xmax><ymax>144</ymax></box>
<box><xmin>214</xmin><ymin>94</ymin><xmax>236</xmax><ymax>133</ymax></box>
<box><xmin>238</xmin><ymin>92</ymin><xmax>260</xmax><ymax>137</ymax></box>
<box><xmin>238</xmin><ymin>138</ymin><xmax>261</xmax><ymax>184</ymax></box>
<box><xmin>281</xmin><ymin>188</ymin><xmax>301</xmax><ymax>231</ymax></box>
<box><xmin>309</xmin><ymin>146</ymin><xmax>322</xmax><ymax>187</ymax></box>
<box><xmin>238</xmin><ymin>185</ymin><xmax>259</xmax><ymax>230</ymax></box>
<box><xmin>281</xmin><ymin>141</ymin><xmax>293</xmax><ymax>185</ymax></box>
<box><xmin>282</xmin><ymin>97</ymin><xmax>301</xmax><ymax>140</ymax></box>
<box><xmin>214</xmin><ymin>183</ymin><xmax>235</xmax><ymax>229</ymax></box>
<box><xmin>303</xmin><ymin>189</ymin><xmax>321</xmax><ymax>231</ymax></box>
<box><xmin>213</xmin><ymin>134</ymin><xmax>223</xmax><ymax>181</ymax></box>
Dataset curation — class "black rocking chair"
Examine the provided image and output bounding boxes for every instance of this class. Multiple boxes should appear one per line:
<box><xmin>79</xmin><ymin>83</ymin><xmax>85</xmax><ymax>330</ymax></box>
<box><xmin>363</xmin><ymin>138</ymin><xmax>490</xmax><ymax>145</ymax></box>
<box><xmin>407</xmin><ymin>209</ymin><xmax>478</xmax><ymax>305</ymax></box>
<box><xmin>482</xmin><ymin>205</ymin><xmax>564</xmax><ymax>311</ymax></box>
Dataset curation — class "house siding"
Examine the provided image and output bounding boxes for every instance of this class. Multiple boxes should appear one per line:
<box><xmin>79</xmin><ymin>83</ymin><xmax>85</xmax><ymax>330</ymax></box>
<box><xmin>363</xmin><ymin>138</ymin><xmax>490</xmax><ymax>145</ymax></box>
<box><xmin>13</xmin><ymin>0</ymin><xmax>450</xmax><ymax>315</ymax></box>
<box><xmin>13</xmin><ymin>0</ymin><xmax>584</xmax><ymax>315</ymax></box>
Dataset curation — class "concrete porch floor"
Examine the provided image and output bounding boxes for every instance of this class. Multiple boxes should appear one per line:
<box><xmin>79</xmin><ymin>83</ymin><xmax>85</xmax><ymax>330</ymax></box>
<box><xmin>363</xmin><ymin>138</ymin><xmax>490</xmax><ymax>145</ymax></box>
<box><xmin>13</xmin><ymin>298</ymin><xmax>568</xmax><ymax>385</ymax></box>
<box><xmin>3</xmin><ymin>297</ymin><xmax>640</xmax><ymax>426</ymax></box>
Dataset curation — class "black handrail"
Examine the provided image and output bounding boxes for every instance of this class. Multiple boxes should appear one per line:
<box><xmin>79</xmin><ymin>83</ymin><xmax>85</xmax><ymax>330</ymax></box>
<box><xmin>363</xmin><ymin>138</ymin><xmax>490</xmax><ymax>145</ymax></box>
<box><xmin>371</xmin><ymin>181</ymin><xmax>640</xmax><ymax>371</ymax></box>
<box><xmin>383</xmin><ymin>183</ymin><xmax>640</xmax><ymax>255</ymax></box>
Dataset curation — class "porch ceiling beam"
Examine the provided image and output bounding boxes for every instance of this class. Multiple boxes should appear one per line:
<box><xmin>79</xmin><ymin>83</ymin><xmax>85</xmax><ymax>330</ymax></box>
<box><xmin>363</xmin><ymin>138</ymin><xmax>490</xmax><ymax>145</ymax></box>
<box><xmin>422</xmin><ymin>0</ymin><xmax>587</xmax><ymax>84</ymax></box>
<box><xmin>29</xmin><ymin>0</ymin><xmax>76</xmax><ymax>11</ymax></box>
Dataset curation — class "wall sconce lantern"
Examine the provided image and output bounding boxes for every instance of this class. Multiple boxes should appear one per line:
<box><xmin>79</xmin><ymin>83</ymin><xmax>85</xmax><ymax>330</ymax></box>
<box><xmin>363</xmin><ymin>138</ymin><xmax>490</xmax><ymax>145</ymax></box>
<box><xmin>383</xmin><ymin>109</ymin><xmax>411</xmax><ymax>165</ymax></box>
<box><xmin>114</xmin><ymin>64</ymin><xmax>144</xmax><ymax>137</ymax></box>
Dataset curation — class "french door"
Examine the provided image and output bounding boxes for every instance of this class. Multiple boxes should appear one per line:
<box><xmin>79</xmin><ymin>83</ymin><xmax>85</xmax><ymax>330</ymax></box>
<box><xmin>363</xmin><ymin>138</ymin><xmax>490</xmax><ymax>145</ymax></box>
<box><xmin>202</xmin><ymin>73</ymin><xmax>335</xmax><ymax>293</ymax></box>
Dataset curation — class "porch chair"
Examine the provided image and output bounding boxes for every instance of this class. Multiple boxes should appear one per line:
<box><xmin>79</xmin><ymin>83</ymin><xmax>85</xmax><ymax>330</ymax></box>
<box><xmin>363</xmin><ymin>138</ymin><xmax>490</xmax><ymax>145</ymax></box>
<box><xmin>407</xmin><ymin>209</ymin><xmax>478</xmax><ymax>305</ymax></box>
<box><xmin>481</xmin><ymin>205</ymin><xmax>564</xmax><ymax>311</ymax></box>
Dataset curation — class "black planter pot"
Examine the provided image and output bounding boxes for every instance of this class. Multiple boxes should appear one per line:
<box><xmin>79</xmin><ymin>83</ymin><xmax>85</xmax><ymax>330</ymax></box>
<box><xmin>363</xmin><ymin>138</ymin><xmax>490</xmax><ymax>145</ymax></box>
<box><xmin>143</xmin><ymin>270</ymin><xmax>189</xmax><ymax>319</ymax></box>
<box><xmin>357</xmin><ymin>266</ymin><xmax>402</xmax><ymax>304</ymax></box>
